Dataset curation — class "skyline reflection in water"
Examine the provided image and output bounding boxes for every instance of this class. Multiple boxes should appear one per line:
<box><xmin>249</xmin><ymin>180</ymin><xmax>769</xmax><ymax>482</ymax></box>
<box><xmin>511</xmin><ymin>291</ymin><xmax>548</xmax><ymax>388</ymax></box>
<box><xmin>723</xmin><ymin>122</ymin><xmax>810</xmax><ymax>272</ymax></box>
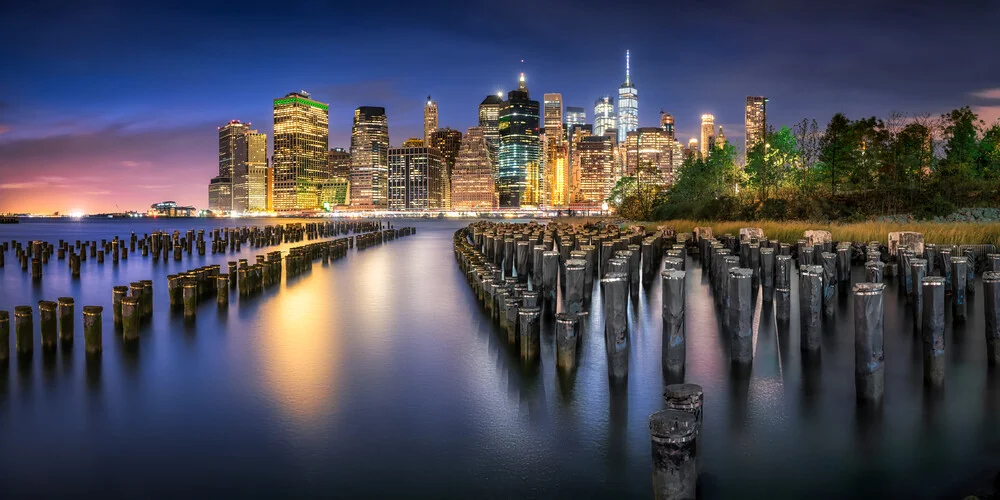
<box><xmin>0</xmin><ymin>218</ymin><xmax>999</xmax><ymax>498</ymax></box>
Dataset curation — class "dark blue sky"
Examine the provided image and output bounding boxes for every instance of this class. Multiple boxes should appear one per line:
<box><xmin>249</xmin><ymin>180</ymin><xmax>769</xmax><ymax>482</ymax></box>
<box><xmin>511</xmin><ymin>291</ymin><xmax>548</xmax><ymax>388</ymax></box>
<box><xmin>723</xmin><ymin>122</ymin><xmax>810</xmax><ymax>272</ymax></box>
<box><xmin>1</xmin><ymin>0</ymin><xmax>998</xmax><ymax>212</ymax></box>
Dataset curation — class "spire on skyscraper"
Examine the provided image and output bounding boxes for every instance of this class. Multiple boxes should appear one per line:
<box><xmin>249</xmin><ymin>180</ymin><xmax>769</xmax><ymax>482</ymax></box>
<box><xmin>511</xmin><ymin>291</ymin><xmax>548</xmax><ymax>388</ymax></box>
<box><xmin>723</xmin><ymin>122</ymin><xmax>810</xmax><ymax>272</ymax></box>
<box><xmin>518</xmin><ymin>73</ymin><xmax>527</xmax><ymax>92</ymax></box>
<box><xmin>625</xmin><ymin>49</ymin><xmax>631</xmax><ymax>86</ymax></box>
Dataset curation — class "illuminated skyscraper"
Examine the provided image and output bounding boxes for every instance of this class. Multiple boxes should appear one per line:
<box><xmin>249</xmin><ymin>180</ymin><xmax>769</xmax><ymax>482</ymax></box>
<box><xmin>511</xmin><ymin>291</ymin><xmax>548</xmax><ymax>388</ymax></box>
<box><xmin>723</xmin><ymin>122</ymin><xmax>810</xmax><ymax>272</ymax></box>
<box><xmin>232</xmin><ymin>129</ymin><xmax>267</xmax><ymax>212</ymax></box>
<box><xmin>542</xmin><ymin>93</ymin><xmax>567</xmax><ymax>207</ymax></box>
<box><xmin>388</xmin><ymin>145</ymin><xmax>443</xmax><ymax>210</ymax></box>
<box><xmin>272</xmin><ymin>92</ymin><xmax>329</xmax><ymax>211</ymax></box>
<box><xmin>568</xmin><ymin>124</ymin><xmax>592</xmax><ymax>204</ymax></box>
<box><xmin>424</xmin><ymin>96</ymin><xmax>438</xmax><ymax>145</ymax></box>
<box><xmin>478</xmin><ymin>94</ymin><xmax>503</xmax><ymax>174</ymax></box>
<box><xmin>327</xmin><ymin>148</ymin><xmax>351</xmax><ymax>179</ymax></box>
<box><xmin>208</xmin><ymin>177</ymin><xmax>232</xmax><ymax>212</ymax></box>
<box><xmin>212</xmin><ymin>120</ymin><xmax>249</xmax><ymax>211</ymax></box>
<box><xmin>686</xmin><ymin>138</ymin><xmax>699</xmax><ymax>159</ymax></box>
<box><xmin>617</xmin><ymin>50</ymin><xmax>638</xmax><ymax>144</ymax></box>
<box><xmin>716</xmin><ymin>126</ymin><xmax>727</xmax><ymax>148</ymax></box>
<box><xmin>543</xmin><ymin>93</ymin><xmax>563</xmax><ymax>131</ymax></box>
<box><xmin>451</xmin><ymin>127</ymin><xmax>497</xmax><ymax>211</ymax></box>
<box><xmin>700</xmin><ymin>114</ymin><xmax>715</xmax><ymax>156</ymax></box>
<box><xmin>659</xmin><ymin>110</ymin><xmax>675</xmax><ymax>138</ymax></box>
<box><xmin>564</xmin><ymin>107</ymin><xmax>586</xmax><ymax>129</ymax></box>
<box><xmin>430</xmin><ymin>127</ymin><xmax>462</xmax><ymax>209</ymax></box>
<box><xmin>577</xmin><ymin>135</ymin><xmax>614</xmax><ymax>208</ymax></box>
<box><xmin>746</xmin><ymin>96</ymin><xmax>768</xmax><ymax>153</ymax></box>
<box><xmin>497</xmin><ymin>74</ymin><xmax>541</xmax><ymax>208</ymax></box>
<box><xmin>349</xmin><ymin>106</ymin><xmax>390</xmax><ymax>207</ymax></box>
<box><xmin>625</xmin><ymin>127</ymin><xmax>672</xmax><ymax>182</ymax></box>
<box><xmin>594</xmin><ymin>96</ymin><xmax>615</xmax><ymax>138</ymax></box>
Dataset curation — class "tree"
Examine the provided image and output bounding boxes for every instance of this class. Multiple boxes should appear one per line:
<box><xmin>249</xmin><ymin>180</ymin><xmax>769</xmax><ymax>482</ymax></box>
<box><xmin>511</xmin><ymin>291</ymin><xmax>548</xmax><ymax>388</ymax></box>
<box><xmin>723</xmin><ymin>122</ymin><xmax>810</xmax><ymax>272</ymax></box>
<box><xmin>937</xmin><ymin>107</ymin><xmax>982</xmax><ymax>199</ymax></box>
<box><xmin>818</xmin><ymin>113</ymin><xmax>853</xmax><ymax>196</ymax></box>
<box><xmin>792</xmin><ymin>118</ymin><xmax>821</xmax><ymax>193</ymax></box>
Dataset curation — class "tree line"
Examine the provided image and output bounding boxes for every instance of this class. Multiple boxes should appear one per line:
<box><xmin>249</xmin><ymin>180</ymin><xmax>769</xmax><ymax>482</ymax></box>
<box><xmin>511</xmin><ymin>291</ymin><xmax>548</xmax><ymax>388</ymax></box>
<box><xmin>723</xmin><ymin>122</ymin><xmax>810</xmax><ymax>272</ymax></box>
<box><xmin>610</xmin><ymin>107</ymin><xmax>1000</xmax><ymax>221</ymax></box>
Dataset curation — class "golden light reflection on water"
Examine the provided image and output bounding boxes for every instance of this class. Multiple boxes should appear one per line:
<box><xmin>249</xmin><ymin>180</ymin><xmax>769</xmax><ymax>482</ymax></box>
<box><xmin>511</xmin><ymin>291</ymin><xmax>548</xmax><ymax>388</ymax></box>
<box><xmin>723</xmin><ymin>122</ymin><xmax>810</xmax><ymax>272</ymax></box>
<box><xmin>256</xmin><ymin>276</ymin><xmax>342</xmax><ymax>428</ymax></box>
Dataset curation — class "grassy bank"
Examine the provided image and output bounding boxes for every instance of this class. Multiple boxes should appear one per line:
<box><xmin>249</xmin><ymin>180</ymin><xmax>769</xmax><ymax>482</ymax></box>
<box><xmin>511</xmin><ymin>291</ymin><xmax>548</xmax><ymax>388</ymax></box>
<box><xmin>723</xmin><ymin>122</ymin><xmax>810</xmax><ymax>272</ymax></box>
<box><xmin>641</xmin><ymin>220</ymin><xmax>1000</xmax><ymax>246</ymax></box>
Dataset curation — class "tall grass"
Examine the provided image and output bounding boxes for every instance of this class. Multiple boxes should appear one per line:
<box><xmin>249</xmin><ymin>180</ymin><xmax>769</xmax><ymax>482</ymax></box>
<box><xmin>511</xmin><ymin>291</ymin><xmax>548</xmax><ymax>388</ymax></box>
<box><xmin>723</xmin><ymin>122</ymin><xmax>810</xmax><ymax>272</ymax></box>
<box><xmin>645</xmin><ymin>220</ymin><xmax>1000</xmax><ymax>246</ymax></box>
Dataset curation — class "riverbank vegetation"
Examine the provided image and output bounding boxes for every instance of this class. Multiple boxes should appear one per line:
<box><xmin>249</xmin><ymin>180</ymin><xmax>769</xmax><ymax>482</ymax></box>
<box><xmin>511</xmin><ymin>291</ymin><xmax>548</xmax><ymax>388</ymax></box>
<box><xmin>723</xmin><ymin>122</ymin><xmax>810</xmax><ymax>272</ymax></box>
<box><xmin>609</xmin><ymin>107</ymin><xmax>1000</xmax><ymax>223</ymax></box>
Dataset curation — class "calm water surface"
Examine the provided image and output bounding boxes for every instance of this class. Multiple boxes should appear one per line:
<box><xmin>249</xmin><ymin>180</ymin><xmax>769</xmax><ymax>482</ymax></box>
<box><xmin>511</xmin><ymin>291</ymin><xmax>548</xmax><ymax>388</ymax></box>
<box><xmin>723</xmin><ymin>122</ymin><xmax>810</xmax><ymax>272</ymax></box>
<box><xmin>1</xmin><ymin>218</ymin><xmax>998</xmax><ymax>498</ymax></box>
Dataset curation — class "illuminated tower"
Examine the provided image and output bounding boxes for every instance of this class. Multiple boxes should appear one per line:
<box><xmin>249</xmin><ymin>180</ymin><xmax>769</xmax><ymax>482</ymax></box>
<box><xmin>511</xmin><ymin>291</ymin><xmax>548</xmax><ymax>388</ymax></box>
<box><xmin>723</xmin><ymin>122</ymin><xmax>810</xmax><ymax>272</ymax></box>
<box><xmin>271</xmin><ymin>92</ymin><xmax>329</xmax><ymax>211</ymax></box>
<box><xmin>700</xmin><ymin>114</ymin><xmax>715</xmax><ymax>156</ymax></box>
<box><xmin>687</xmin><ymin>138</ymin><xmax>699</xmax><ymax>159</ymax></box>
<box><xmin>451</xmin><ymin>127</ymin><xmax>497</xmax><ymax>210</ymax></box>
<box><xmin>478</xmin><ymin>93</ymin><xmax>503</xmax><ymax>173</ymax></box>
<box><xmin>212</xmin><ymin>120</ymin><xmax>249</xmax><ymax>211</ymax></box>
<box><xmin>625</xmin><ymin>127</ymin><xmax>671</xmax><ymax>181</ymax></box>
<box><xmin>424</xmin><ymin>96</ymin><xmax>438</xmax><ymax>145</ymax></box>
<box><xmin>577</xmin><ymin>135</ymin><xmax>614</xmax><ymax>208</ymax></box>
<box><xmin>429</xmin><ymin>127</ymin><xmax>462</xmax><ymax>209</ymax></box>
<box><xmin>497</xmin><ymin>73</ymin><xmax>541</xmax><ymax>208</ymax></box>
<box><xmin>388</xmin><ymin>144</ymin><xmax>443</xmax><ymax>210</ymax></box>
<box><xmin>593</xmin><ymin>96</ymin><xmax>615</xmax><ymax>137</ymax></box>
<box><xmin>232</xmin><ymin>129</ymin><xmax>267</xmax><ymax>212</ymax></box>
<box><xmin>349</xmin><ymin>106</ymin><xmax>390</xmax><ymax>207</ymax></box>
<box><xmin>659</xmin><ymin>110</ymin><xmax>675</xmax><ymax>138</ymax></box>
<box><xmin>564</xmin><ymin>106</ymin><xmax>586</xmax><ymax>129</ymax></box>
<box><xmin>717</xmin><ymin>126</ymin><xmax>727</xmax><ymax>148</ymax></box>
<box><xmin>568</xmin><ymin>124</ymin><xmax>592</xmax><ymax>204</ymax></box>
<box><xmin>327</xmin><ymin>148</ymin><xmax>351</xmax><ymax>179</ymax></box>
<box><xmin>543</xmin><ymin>93</ymin><xmax>568</xmax><ymax>207</ymax></box>
<box><xmin>746</xmin><ymin>96</ymin><xmax>768</xmax><ymax>153</ymax></box>
<box><xmin>617</xmin><ymin>50</ymin><xmax>638</xmax><ymax>144</ymax></box>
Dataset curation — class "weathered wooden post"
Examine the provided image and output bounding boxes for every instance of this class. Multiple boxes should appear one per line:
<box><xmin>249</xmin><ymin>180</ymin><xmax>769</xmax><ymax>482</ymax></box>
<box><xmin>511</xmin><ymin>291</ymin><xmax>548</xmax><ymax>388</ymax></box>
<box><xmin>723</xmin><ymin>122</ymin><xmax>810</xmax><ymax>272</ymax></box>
<box><xmin>565</xmin><ymin>258</ymin><xmax>586</xmax><ymax>314</ymax></box>
<box><xmin>555</xmin><ymin>313</ymin><xmax>579</xmax><ymax>372</ymax></box>
<box><xmin>952</xmin><ymin>256</ymin><xmax>968</xmax><ymax>322</ymax></box>
<box><xmin>121</xmin><ymin>296</ymin><xmax>140</xmax><ymax>341</ymax></box>
<box><xmin>964</xmin><ymin>248</ymin><xmax>976</xmax><ymax>294</ymax></box>
<box><xmin>515</xmin><ymin>240</ymin><xmax>529</xmax><ymax>283</ymax></box>
<box><xmin>910</xmin><ymin>259</ymin><xmax>927</xmax><ymax>332</ymax></box>
<box><xmin>541</xmin><ymin>251</ymin><xmax>559</xmax><ymax>305</ymax></box>
<box><xmin>865</xmin><ymin>260</ymin><xmax>884</xmax><ymax>283</ymax></box>
<box><xmin>0</xmin><ymin>310</ymin><xmax>8</xmax><ymax>361</ymax></box>
<box><xmin>663</xmin><ymin>383</ymin><xmax>704</xmax><ymax>430</ymax></box>
<box><xmin>31</xmin><ymin>257</ymin><xmax>42</xmax><ymax>282</ymax></box>
<box><xmin>939</xmin><ymin>248</ymin><xmax>952</xmax><ymax>290</ymax></box>
<box><xmin>662</xmin><ymin>269</ymin><xmax>686</xmax><ymax>376</ymax></box>
<box><xmin>83</xmin><ymin>306</ymin><xmax>102</xmax><ymax>354</ymax></box>
<box><xmin>182</xmin><ymin>280</ymin><xmax>198</xmax><ymax>318</ymax></box>
<box><xmin>984</xmin><ymin>272</ymin><xmax>1000</xmax><ymax>365</ymax></box>
<box><xmin>821</xmin><ymin>252</ymin><xmax>837</xmax><ymax>316</ymax></box>
<box><xmin>800</xmin><ymin>265</ymin><xmax>823</xmax><ymax>353</ymax></box>
<box><xmin>38</xmin><ymin>300</ymin><xmax>58</xmax><ymax>350</ymax></box>
<box><xmin>649</xmin><ymin>409</ymin><xmax>698</xmax><ymax>500</ymax></box>
<box><xmin>602</xmin><ymin>272</ymin><xmax>629</xmax><ymax>380</ymax></box>
<box><xmin>14</xmin><ymin>305</ymin><xmax>33</xmax><ymax>355</ymax></box>
<box><xmin>921</xmin><ymin>277</ymin><xmax>945</xmax><ymax>386</ymax></box>
<box><xmin>57</xmin><ymin>297</ymin><xmax>74</xmax><ymax>344</ymax></box>
<box><xmin>837</xmin><ymin>245</ymin><xmax>851</xmax><ymax>291</ymax></box>
<box><xmin>760</xmin><ymin>247</ymin><xmax>775</xmax><ymax>302</ymax></box>
<box><xmin>217</xmin><ymin>275</ymin><xmax>229</xmax><ymax>306</ymax></box>
<box><xmin>854</xmin><ymin>283</ymin><xmax>885</xmax><ymax>404</ymax></box>
<box><xmin>729</xmin><ymin>268</ymin><xmax>753</xmax><ymax>365</ymax></box>
<box><xmin>141</xmin><ymin>279</ymin><xmax>153</xmax><ymax>319</ymax></box>
<box><xmin>504</xmin><ymin>297</ymin><xmax>519</xmax><ymax>345</ymax></box>
<box><xmin>518</xmin><ymin>307</ymin><xmax>541</xmax><ymax>363</ymax></box>
<box><xmin>775</xmin><ymin>255</ymin><xmax>792</xmax><ymax>322</ymax></box>
<box><xmin>987</xmin><ymin>253</ymin><xmax>1000</xmax><ymax>273</ymax></box>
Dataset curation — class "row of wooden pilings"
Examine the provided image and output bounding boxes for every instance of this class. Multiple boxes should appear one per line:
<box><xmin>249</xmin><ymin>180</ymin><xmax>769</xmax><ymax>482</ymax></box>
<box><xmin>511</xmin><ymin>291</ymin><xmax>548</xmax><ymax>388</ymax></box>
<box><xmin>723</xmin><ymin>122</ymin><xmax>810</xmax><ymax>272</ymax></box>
<box><xmin>453</xmin><ymin>221</ymin><xmax>703</xmax><ymax>499</ymax></box>
<box><xmin>1</xmin><ymin>226</ymin><xmax>415</xmax><ymax>359</ymax></box>
<box><xmin>1</xmin><ymin>220</ymin><xmax>394</xmax><ymax>282</ymax></box>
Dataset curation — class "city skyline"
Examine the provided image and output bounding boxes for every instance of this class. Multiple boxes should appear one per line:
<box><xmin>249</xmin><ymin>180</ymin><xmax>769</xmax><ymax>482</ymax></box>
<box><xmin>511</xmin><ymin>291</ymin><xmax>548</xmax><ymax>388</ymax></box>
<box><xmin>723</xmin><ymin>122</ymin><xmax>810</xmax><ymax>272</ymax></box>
<box><xmin>2</xmin><ymin>1</ymin><xmax>999</xmax><ymax>213</ymax></box>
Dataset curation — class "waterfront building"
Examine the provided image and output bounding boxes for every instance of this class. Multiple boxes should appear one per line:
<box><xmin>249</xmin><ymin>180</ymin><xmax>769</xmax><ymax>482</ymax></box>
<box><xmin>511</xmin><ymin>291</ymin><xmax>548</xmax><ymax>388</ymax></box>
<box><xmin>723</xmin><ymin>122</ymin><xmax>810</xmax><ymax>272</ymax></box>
<box><xmin>429</xmin><ymin>127</ymin><xmax>462</xmax><ymax>209</ymax></box>
<box><xmin>208</xmin><ymin>176</ymin><xmax>232</xmax><ymax>212</ymax></box>
<box><xmin>746</xmin><ymin>96</ymin><xmax>768</xmax><ymax>153</ymax></box>
<box><xmin>271</xmin><ymin>92</ymin><xmax>329</xmax><ymax>211</ymax></box>
<box><xmin>700</xmin><ymin>114</ymin><xmax>715</xmax><ymax>156</ymax></box>
<box><xmin>387</xmin><ymin>145</ymin><xmax>444</xmax><ymax>210</ymax></box>
<box><xmin>593</xmin><ymin>96</ymin><xmax>615</xmax><ymax>138</ymax></box>
<box><xmin>350</xmin><ymin>106</ymin><xmax>390</xmax><ymax>207</ymax></box>
<box><xmin>424</xmin><ymin>96</ymin><xmax>438</xmax><ymax>145</ymax></box>
<box><xmin>451</xmin><ymin>127</ymin><xmax>496</xmax><ymax>211</ymax></box>
<box><xmin>318</xmin><ymin>177</ymin><xmax>350</xmax><ymax>208</ymax></box>
<box><xmin>497</xmin><ymin>74</ymin><xmax>541</xmax><ymax>208</ymax></box>
<box><xmin>617</xmin><ymin>50</ymin><xmax>638</xmax><ymax>144</ymax></box>
<box><xmin>149</xmin><ymin>201</ymin><xmax>196</xmax><ymax>217</ymax></box>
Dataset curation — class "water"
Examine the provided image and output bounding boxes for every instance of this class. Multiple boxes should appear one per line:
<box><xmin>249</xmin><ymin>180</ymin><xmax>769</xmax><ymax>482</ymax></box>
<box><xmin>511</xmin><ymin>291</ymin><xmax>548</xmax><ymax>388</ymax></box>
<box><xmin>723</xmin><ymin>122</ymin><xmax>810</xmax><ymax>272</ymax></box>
<box><xmin>1</xmin><ymin>218</ymin><xmax>998</xmax><ymax>498</ymax></box>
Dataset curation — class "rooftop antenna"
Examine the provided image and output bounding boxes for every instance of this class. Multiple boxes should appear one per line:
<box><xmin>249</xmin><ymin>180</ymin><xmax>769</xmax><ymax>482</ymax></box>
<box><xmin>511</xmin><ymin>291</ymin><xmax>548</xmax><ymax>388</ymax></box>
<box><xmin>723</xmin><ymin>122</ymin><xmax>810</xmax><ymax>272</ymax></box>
<box><xmin>625</xmin><ymin>49</ymin><xmax>631</xmax><ymax>85</ymax></box>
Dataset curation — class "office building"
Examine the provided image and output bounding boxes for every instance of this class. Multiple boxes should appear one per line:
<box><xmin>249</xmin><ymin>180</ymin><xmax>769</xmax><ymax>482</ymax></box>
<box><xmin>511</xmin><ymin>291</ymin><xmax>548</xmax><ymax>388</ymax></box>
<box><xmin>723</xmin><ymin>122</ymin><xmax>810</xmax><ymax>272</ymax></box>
<box><xmin>350</xmin><ymin>106</ymin><xmax>390</xmax><ymax>207</ymax></box>
<box><xmin>700</xmin><ymin>114</ymin><xmax>715</xmax><ymax>156</ymax></box>
<box><xmin>576</xmin><ymin>135</ymin><xmax>614</xmax><ymax>207</ymax></box>
<box><xmin>625</xmin><ymin>127</ymin><xmax>673</xmax><ymax>182</ymax></box>
<box><xmin>617</xmin><ymin>50</ymin><xmax>638</xmax><ymax>144</ymax></box>
<box><xmin>232</xmin><ymin>130</ymin><xmax>267</xmax><ymax>212</ymax></box>
<box><xmin>424</xmin><ymin>96</ymin><xmax>438</xmax><ymax>145</ymax></box>
<box><xmin>387</xmin><ymin>145</ymin><xmax>444</xmax><ymax>210</ymax></box>
<box><xmin>208</xmin><ymin>177</ymin><xmax>232</xmax><ymax>212</ymax></box>
<box><xmin>717</xmin><ymin>126</ymin><xmax>727</xmax><ymax>148</ymax></box>
<box><xmin>594</xmin><ymin>96</ymin><xmax>615</xmax><ymax>138</ymax></box>
<box><xmin>568</xmin><ymin>124</ymin><xmax>593</xmax><ymax>204</ymax></box>
<box><xmin>564</xmin><ymin>106</ymin><xmax>586</xmax><ymax>129</ymax></box>
<box><xmin>429</xmin><ymin>127</ymin><xmax>462</xmax><ymax>209</ymax></box>
<box><xmin>660</xmin><ymin>111</ymin><xmax>675</xmax><ymax>138</ymax></box>
<box><xmin>478</xmin><ymin>94</ymin><xmax>503</xmax><ymax>172</ymax></box>
<box><xmin>497</xmin><ymin>74</ymin><xmax>541</xmax><ymax>208</ymax></box>
<box><xmin>451</xmin><ymin>127</ymin><xmax>496</xmax><ymax>211</ymax></box>
<box><xmin>327</xmin><ymin>148</ymin><xmax>351</xmax><ymax>179</ymax></box>
<box><xmin>746</xmin><ymin>96</ymin><xmax>768</xmax><ymax>153</ymax></box>
<box><xmin>271</xmin><ymin>92</ymin><xmax>329</xmax><ymax>211</ymax></box>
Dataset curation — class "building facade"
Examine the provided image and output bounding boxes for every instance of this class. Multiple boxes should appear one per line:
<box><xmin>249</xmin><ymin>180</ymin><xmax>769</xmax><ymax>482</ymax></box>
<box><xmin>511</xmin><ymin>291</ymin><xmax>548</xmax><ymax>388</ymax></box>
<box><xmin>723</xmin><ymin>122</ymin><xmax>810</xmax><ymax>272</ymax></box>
<box><xmin>232</xmin><ymin>130</ymin><xmax>267</xmax><ymax>212</ymax></box>
<box><xmin>568</xmin><ymin>124</ymin><xmax>593</xmax><ymax>204</ymax></box>
<box><xmin>617</xmin><ymin>50</ymin><xmax>638</xmax><ymax>144</ymax></box>
<box><xmin>625</xmin><ymin>127</ymin><xmax>674</xmax><ymax>182</ymax></box>
<box><xmin>350</xmin><ymin>106</ymin><xmax>390</xmax><ymax>207</ymax></box>
<box><xmin>479</xmin><ymin>94</ymin><xmax>503</xmax><ymax>175</ymax></box>
<box><xmin>660</xmin><ymin>111</ymin><xmax>675</xmax><ymax>138</ymax></box>
<box><xmin>208</xmin><ymin>177</ymin><xmax>232</xmax><ymax>212</ymax></box>
<box><xmin>327</xmin><ymin>147</ymin><xmax>351</xmax><ymax>179</ymax></box>
<box><xmin>271</xmin><ymin>92</ymin><xmax>329</xmax><ymax>211</ymax></box>
<box><xmin>700</xmin><ymin>114</ymin><xmax>715</xmax><ymax>156</ymax></box>
<box><xmin>593</xmin><ymin>96</ymin><xmax>615</xmax><ymax>138</ymax></box>
<box><xmin>429</xmin><ymin>127</ymin><xmax>462</xmax><ymax>210</ymax></box>
<box><xmin>451</xmin><ymin>127</ymin><xmax>496</xmax><ymax>211</ymax></box>
<box><xmin>387</xmin><ymin>146</ymin><xmax>444</xmax><ymax>210</ymax></box>
<box><xmin>497</xmin><ymin>74</ymin><xmax>540</xmax><ymax>208</ymax></box>
<box><xmin>564</xmin><ymin>106</ymin><xmax>586</xmax><ymax>129</ymax></box>
<box><xmin>745</xmin><ymin>96</ymin><xmax>768</xmax><ymax>153</ymax></box>
<box><xmin>424</xmin><ymin>96</ymin><xmax>438</xmax><ymax>145</ymax></box>
<box><xmin>576</xmin><ymin>135</ymin><xmax>614</xmax><ymax>208</ymax></box>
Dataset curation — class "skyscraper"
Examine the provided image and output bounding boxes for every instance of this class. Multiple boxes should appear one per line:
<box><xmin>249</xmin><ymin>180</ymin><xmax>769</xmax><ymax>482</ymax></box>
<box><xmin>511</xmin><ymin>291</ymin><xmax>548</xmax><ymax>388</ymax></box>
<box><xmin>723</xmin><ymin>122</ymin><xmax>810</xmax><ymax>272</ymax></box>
<box><xmin>497</xmin><ymin>74</ymin><xmax>540</xmax><ymax>208</ymax></box>
<box><xmin>593</xmin><ymin>96</ymin><xmax>615</xmax><ymax>138</ymax></box>
<box><xmin>543</xmin><ymin>93</ymin><xmax>563</xmax><ymax>131</ymax></box>
<box><xmin>388</xmin><ymin>145</ymin><xmax>443</xmax><ymax>210</ymax></box>
<box><xmin>564</xmin><ymin>107</ymin><xmax>586</xmax><ymax>129</ymax></box>
<box><xmin>700</xmin><ymin>114</ymin><xmax>715</xmax><ymax>157</ymax></box>
<box><xmin>659</xmin><ymin>111</ymin><xmax>675</xmax><ymax>138</ymax></box>
<box><xmin>211</xmin><ymin>119</ymin><xmax>249</xmax><ymax>212</ymax></box>
<box><xmin>745</xmin><ymin>96</ymin><xmax>768</xmax><ymax>153</ymax></box>
<box><xmin>686</xmin><ymin>138</ymin><xmax>699</xmax><ymax>159</ymax></box>
<box><xmin>327</xmin><ymin>148</ymin><xmax>351</xmax><ymax>179</ymax></box>
<box><xmin>271</xmin><ymin>92</ymin><xmax>329</xmax><ymax>211</ymax></box>
<box><xmin>716</xmin><ymin>126</ymin><xmax>727</xmax><ymax>149</ymax></box>
<box><xmin>424</xmin><ymin>96</ymin><xmax>438</xmax><ymax>145</ymax></box>
<box><xmin>568</xmin><ymin>124</ymin><xmax>593</xmax><ymax>204</ymax></box>
<box><xmin>429</xmin><ymin>127</ymin><xmax>462</xmax><ymax>210</ymax></box>
<box><xmin>577</xmin><ymin>135</ymin><xmax>614</xmax><ymax>208</ymax></box>
<box><xmin>625</xmin><ymin>127</ymin><xmax>672</xmax><ymax>181</ymax></box>
<box><xmin>617</xmin><ymin>50</ymin><xmax>638</xmax><ymax>144</ymax></box>
<box><xmin>451</xmin><ymin>127</ymin><xmax>496</xmax><ymax>211</ymax></box>
<box><xmin>350</xmin><ymin>106</ymin><xmax>390</xmax><ymax>207</ymax></box>
<box><xmin>542</xmin><ymin>93</ymin><xmax>567</xmax><ymax>207</ymax></box>
<box><xmin>478</xmin><ymin>93</ymin><xmax>503</xmax><ymax>175</ymax></box>
<box><xmin>232</xmin><ymin>129</ymin><xmax>267</xmax><ymax>212</ymax></box>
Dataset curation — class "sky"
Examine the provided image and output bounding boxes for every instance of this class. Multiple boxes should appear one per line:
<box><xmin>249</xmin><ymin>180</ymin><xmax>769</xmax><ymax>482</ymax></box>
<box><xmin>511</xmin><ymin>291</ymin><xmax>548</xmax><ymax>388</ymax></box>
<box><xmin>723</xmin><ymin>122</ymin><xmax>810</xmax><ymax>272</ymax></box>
<box><xmin>1</xmin><ymin>0</ymin><xmax>998</xmax><ymax>214</ymax></box>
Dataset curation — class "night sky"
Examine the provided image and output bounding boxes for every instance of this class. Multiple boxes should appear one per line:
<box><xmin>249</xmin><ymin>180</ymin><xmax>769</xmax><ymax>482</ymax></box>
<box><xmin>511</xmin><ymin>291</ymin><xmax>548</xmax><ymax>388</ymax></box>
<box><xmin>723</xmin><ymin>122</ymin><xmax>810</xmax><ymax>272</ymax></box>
<box><xmin>1</xmin><ymin>0</ymin><xmax>998</xmax><ymax>213</ymax></box>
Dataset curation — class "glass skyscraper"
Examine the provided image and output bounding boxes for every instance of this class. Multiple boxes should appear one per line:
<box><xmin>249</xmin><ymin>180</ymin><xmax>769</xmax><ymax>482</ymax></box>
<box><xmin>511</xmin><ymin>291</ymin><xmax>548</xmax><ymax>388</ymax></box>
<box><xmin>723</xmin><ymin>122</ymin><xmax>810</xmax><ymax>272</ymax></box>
<box><xmin>617</xmin><ymin>50</ymin><xmax>638</xmax><ymax>144</ymax></box>
<box><xmin>350</xmin><ymin>106</ymin><xmax>390</xmax><ymax>207</ymax></box>
<box><xmin>271</xmin><ymin>92</ymin><xmax>329</xmax><ymax>211</ymax></box>
<box><xmin>564</xmin><ymin>106</ymin><xmax>586</xmax><ymax>129</ymax></box>
<box><xmin>593</xmin><ymin>96</ymin><xmax>615</xmax><ymax>138</ymax></box>
<box><xmin>497</xmin><ymin>74</ymin><xmax>540</xmax><ymax>208</ymax></box>
<box><xmin>745</xmin><ymin>96</ymin><xmax>768</xmax><ymax>154</ymax></box>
